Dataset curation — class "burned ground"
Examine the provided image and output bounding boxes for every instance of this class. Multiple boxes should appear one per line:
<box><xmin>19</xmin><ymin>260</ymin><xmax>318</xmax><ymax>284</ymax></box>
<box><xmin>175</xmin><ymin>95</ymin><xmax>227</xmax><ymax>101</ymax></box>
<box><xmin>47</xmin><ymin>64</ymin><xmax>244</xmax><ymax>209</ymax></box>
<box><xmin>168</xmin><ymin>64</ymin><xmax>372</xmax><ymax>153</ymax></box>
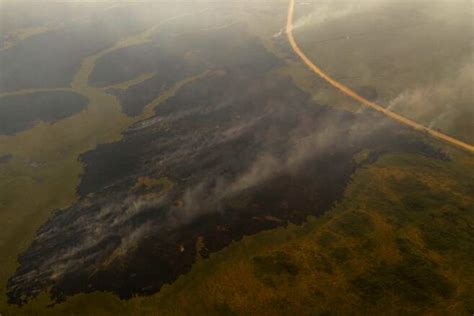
<box><xmin>1</xmin><ymin>1</ymin><xmax>472</xmax><ymax>314</ymax></box>
<box><xmin>94</xmin><ymin>22</ymin><xmax>278</xmax><ymax>117</ymax></box>
<box><xmin>0</xmin><ymin>4</ymin><xmax>182</xmax><ymax>93</ymax></box>
<box><xmin>7</xmin><ymin>63</ymin><xmax>447</xmax><ymax>304</ymax></box>
<box><xmin>6</xmin><ymin>11</ymin><xmax>448</xmax><ymax>305</ymax></box>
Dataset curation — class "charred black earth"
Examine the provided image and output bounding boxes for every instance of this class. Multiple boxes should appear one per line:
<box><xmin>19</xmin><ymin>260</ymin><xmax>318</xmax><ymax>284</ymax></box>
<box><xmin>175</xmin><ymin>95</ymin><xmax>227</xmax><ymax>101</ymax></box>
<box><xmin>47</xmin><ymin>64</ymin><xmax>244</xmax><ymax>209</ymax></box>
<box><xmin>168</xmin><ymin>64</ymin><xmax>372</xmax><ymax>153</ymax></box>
<box><xmin>7</xmin><ymin>41</ymin><xmax>446</xmax><ymax>305</ymax></box>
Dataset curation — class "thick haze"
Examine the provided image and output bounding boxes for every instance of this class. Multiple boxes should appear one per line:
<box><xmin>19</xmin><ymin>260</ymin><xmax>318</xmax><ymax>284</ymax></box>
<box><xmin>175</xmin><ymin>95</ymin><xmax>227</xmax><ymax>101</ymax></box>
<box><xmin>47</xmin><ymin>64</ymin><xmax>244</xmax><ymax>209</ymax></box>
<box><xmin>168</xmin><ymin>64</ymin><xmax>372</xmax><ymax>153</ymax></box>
<box><xmin>288</xmin><ymin>0</ymin><xmax>473</xmax><ymax>142</ymax></box>
<box><xmin>2</xmin><ymin>0</ymin><xmax>472</xmax><ymax>307</ymax></box>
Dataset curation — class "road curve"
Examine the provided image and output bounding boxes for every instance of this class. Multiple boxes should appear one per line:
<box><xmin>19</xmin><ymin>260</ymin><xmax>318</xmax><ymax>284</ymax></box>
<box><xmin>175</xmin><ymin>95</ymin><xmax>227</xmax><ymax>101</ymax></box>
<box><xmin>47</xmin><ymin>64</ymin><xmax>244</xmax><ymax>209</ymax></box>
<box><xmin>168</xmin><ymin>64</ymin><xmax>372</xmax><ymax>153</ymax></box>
<box><xmin>286</xmin><ymin>0</ymin><xmax>474</xmax><ymax>154</ymax></box>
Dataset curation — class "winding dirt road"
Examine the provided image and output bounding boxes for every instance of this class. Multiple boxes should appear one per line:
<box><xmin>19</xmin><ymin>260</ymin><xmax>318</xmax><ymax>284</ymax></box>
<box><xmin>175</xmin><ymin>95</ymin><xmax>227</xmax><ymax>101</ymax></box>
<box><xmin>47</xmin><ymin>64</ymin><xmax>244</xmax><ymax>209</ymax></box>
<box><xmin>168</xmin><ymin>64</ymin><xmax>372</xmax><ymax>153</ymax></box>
<box><xmin>286</xmin><ymin>0</ymin><xmax>474</xmax><ymax>154</ymax></box>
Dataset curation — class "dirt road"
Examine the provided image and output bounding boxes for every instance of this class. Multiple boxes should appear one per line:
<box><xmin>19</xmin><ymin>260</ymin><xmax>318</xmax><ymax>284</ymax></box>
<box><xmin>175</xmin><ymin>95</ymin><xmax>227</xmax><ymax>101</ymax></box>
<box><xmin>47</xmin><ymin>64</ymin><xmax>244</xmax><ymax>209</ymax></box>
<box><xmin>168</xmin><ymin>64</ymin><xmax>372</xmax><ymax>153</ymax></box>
<box><xmin>286</xmin><ymin>0</ymin><xmax>474</xmax><ymax>154</ymax></box>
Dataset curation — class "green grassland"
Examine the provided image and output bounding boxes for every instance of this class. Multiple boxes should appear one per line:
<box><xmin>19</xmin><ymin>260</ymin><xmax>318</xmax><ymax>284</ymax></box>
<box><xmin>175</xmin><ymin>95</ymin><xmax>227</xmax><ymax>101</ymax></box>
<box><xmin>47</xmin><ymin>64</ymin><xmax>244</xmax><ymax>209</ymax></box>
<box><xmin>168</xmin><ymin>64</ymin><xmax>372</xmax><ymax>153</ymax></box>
<box><xmin>0</xmin><ymin>1</ymin><xmax>473</xmax><ymax>314</ymax></box>
<box><xmin>9</xmin><ymin>146</ymin><xmax>474</xmax><ymax>315</ymax></box>
<box><xmin>0</xmin><ymin>9</ymin><xmax>214</xmax><ymax>313</ymax></box>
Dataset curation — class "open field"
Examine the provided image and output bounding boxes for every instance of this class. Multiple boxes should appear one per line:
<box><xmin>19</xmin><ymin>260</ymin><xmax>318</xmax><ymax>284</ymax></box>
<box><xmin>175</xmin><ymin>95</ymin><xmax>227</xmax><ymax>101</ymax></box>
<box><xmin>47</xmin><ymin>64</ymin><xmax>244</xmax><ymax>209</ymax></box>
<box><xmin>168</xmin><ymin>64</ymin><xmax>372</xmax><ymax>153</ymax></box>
<box><xmin>292</xmin><ymin>0</ymin><xmax>474</xmax><ymax>143</ymax></box>
<box><xmin>8</xmin><ymin>150</ymin><xmax>474</xmax><ymax>315</ymax></box>
<box><xmin>0</xmin><ymin>0</ymin><xmax>472</xmax><ymax>314</ymax></box>
<box><xmin>0</xmin><ymin>4</ymin><xmax>217</xmax><ymax>312</ymax></box>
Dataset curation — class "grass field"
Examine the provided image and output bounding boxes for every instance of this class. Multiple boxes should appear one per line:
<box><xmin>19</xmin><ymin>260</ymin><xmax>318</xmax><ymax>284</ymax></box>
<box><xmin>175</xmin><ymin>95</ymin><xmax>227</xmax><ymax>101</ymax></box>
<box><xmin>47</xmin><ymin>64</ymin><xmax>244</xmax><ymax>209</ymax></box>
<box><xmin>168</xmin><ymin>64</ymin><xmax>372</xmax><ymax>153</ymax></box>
<box><xmin>0</xmin><ymin>0</ymin><xmax>473</xmax><ymax>314</ymax></box>
<box><xmin>7</xmin><ymin>148</ymin><xmax>473</xmax><ymax>315</ymax></box>
<box><xmin>0</xmin><ymin>7</ymin><xmax>215</xmax><ymax>312</ymax></box>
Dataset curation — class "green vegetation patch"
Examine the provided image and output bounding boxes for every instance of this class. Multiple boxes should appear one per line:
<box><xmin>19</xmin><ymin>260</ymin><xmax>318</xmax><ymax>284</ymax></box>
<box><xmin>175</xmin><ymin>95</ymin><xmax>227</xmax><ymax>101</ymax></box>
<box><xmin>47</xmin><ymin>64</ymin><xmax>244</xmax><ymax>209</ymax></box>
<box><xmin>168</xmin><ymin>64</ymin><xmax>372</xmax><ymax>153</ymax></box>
<box><xmin>420</xmin><ymin>209</ymin><xmax>474</xmax><ymax>257</ymax></box>
<box><xmin>332</xmin><ymin>211</ymin><xmax>374</xmax><ymax>237</ymax></box>
<box><xmin>317</xmin><ymin>231</ymin><xmax>338</xmax><ymax>248</ymax></box>
<box><xmin>390</xmin><ymin>177</ymin><xmax>446</xmax><ymax>213</ymax></box>
<box><xmin>329</xmin><ymin>247</ymin><xmax>351</xmax><ymax>264</ymax></box>
<box><xmin>253</xmin><ymin>251</ymin><xmax>300</xmax><ymax>287</ymax></box>
<box><xmin>351</xmin><ymin>258</ymin><xmax>454</xmax><ymax>305</ymax></box>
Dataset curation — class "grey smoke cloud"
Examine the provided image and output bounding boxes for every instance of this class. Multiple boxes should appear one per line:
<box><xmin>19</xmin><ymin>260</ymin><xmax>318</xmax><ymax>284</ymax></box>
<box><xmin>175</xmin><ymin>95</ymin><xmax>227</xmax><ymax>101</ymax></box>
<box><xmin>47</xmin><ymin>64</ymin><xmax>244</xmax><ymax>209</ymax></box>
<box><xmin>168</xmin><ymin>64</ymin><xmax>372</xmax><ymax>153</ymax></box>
<box><xmin>274</xmin><ymin>0</ymin><xmax>385</xmax><ymax>38</ymax></box>
<box><xmin>166</xmin><ymin>108</ymin><xmax>391</xmax><ymax>228</ymax></box>
<box><xmin>388</xmin><ymin>62</ymin><xmax>474</xmax><ymax>139</ymax></box>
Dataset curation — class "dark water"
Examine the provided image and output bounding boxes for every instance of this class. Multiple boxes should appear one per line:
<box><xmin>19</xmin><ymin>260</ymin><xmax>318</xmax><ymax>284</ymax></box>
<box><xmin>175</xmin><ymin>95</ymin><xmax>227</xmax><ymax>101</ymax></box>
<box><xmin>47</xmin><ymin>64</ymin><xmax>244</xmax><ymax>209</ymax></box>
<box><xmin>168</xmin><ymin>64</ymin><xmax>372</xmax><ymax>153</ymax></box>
<box><xmin>0</xmin><ymin>91</ymin><xmax>88</xmax><ymax>135</ymax></box>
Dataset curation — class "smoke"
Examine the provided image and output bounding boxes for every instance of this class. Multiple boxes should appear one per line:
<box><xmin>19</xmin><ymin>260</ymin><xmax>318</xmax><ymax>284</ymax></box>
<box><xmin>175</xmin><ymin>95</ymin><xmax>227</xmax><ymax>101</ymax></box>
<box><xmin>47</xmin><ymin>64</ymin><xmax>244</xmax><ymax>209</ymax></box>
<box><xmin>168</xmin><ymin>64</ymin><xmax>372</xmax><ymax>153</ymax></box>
<box><xmin>8</xmin><ymin>75</ymin><xmax>400</xmax><ymax>303</ymax></box>
<box><xmin>387</xmin><ymin>62</ymin><xmax>474</xmax><ymax>138</ymax></box>
<box><xmin>274</xmin><ymin>0</ymin><xmax>383</xmax><ymax>37</ymax></box>
<box><xmin>165</xmin><ymin>108</ymin><xmax>391</xmax><ymax>227</ymax></box>
<box><xmin>11</xmin><ymin>192</ymin><xmax>170</xmax><ymax>285</ymax></box>
<box><xmin>291</xmin><ymin>3</ymin><xmax>362</xmax><ymax>31</ymax></box>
